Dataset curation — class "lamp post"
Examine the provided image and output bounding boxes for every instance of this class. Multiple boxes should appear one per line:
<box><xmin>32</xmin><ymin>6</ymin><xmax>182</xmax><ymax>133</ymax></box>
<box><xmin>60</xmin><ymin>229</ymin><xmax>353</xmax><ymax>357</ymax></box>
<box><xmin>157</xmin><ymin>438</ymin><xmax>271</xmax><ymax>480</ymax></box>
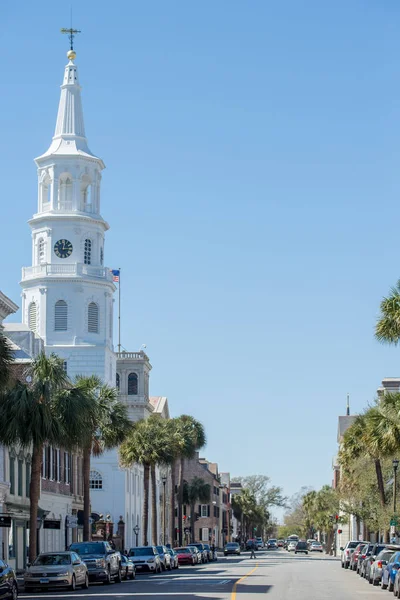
<box><xmin>162</xmin><ymin>475</ymin><xmax>167</xmax><ymax>544</ymax></box>
<box><xmin>133</xmin><ymin>525</ymin><xmax>140</xmax><ymax>547</ymax></box>
<box><xmin>394</xmin><ymin>460</ymin><xmax>399</xmax><ymax>516</ymax></box>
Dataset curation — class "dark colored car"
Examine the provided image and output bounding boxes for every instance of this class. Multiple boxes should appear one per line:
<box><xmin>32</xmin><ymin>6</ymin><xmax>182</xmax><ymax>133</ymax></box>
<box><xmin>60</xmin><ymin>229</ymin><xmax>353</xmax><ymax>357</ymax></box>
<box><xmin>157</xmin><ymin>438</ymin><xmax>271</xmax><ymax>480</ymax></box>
<box><xmin>349</xmin><ymin>542</ymin><xmax>368</xmax><ymax>571</ymax></box>
<box><xmin>358</xmin><ymin>544</ymin><xmax>374</xmax><ymax>577</ymax></box>
<box><xmin>69</xmin><ymin>541</ymin><xmax>121</xmax><ymax>584</ymax></box>
<box><xmin>363</xmin><ymin>543</ymin><xmax>387</xmax><ymax>581</ymax></box>
<box><xmin>174</xmin><ymin>547</ymin><xmax>195</xmax><ymax>566</ymax></box>
<box><xmin>295</xmin><ymin>541</ymin><xmax>308</xmax><ymax>555</ymax></box>
<box><xmin>0</xmin><ymin>560</ymin><xmax>18</xmax><ymax>599</ymax></box>
<box><xmin>224</xmin><ymin>542</ymin><xmax>241</xmax><ymax>556</ymax></box>
<box><xmin>381</xmin><ymin>550</ymin><xmax>400</xmax><ymax>592</ymax></box>
<box><xmin>120</xmin><ymin>556</ymin><xmax>135</xmax><ymax>580</ymax></box>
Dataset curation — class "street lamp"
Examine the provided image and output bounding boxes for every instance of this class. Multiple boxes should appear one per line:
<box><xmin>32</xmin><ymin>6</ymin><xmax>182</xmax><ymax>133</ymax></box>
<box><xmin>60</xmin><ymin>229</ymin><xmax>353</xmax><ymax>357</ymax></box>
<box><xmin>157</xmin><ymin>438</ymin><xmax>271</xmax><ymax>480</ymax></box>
<box><xmin>393</xmin><ymin>459</ymin><xmax>399</xmax><ymax>516</ymax></box>
<box><xmin>133</xmin><ymin>525</ymin><xmax>140</xmax><ymax>547</ymax></box>
<box><xmin>162</xmin><ymin>475</ymin><xmax>167</xmax><ymax>544</ymax></box>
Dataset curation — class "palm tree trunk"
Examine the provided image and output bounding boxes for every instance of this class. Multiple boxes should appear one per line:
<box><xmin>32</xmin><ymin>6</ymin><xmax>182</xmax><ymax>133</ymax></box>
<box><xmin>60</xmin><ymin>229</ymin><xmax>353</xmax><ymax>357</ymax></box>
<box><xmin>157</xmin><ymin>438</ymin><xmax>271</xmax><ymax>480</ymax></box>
<box><xmin>375</xmin><ymin>459</ymin><xmax>386</xmax><ymax>507</ymax></box>
<box><xmin>83</xmin><ymin>447</ymin><xmax>91</xmax><ymax>542</ymax></box>
<box><xmin>29</xmin><ymin>443</ymin><xmax>43</xmax><ymax>563</ymax></box>
<box><xmin>170</xmin><ymin>461</ymin><xmax>176</xmax><ymax>545</ymax></box>
<box><xmin>178</xmin><ymin>457</ymin><xmax>184</xmax><ymax>546</ymax></box>
<box><xmin>151</xmin><ymin>464</ymin><xmax>157</xmax><ymax>545</ymax></box>
<box><xmin>190</xmin><ymin>503</ymin><xmax>195</xmax><ymax>543</ymax></box>
<box><xmin>143</xmin><ymin>464</ymin><xmax>150</xmax><ymax>546</ymax></box>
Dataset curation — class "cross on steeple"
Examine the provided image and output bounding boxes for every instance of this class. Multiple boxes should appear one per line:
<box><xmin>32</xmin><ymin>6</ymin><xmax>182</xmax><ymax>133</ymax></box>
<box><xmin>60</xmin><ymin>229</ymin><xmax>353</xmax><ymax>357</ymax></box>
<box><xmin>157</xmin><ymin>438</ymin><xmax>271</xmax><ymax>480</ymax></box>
<box><xmin>60</xmin><ymin>27</ymin><xmax>81</xmax><ymax>51</ymax></box>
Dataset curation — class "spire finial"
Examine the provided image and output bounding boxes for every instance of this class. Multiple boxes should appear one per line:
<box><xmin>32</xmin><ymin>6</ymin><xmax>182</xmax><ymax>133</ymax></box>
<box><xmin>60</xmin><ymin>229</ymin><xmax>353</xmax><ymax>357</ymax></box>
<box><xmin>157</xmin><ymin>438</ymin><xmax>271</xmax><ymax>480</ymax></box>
<box><xmin>61</xmin><ymin>25</ymin><xmax>81</xmax><ymax>61</ymax></box>
<box><xmin>346</xmin><ymin>393</ymin><xmax>350</xmax><ymax>416</ymax></box>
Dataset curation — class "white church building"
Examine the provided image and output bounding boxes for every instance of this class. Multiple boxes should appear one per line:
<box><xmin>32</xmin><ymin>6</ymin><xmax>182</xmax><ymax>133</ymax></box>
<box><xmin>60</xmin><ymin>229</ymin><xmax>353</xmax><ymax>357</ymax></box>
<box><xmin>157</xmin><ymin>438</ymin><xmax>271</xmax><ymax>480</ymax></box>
<box><xmin>14</xmin><ymin>45</ymin><xmax>170</xmax><ymax>551</ymax></box>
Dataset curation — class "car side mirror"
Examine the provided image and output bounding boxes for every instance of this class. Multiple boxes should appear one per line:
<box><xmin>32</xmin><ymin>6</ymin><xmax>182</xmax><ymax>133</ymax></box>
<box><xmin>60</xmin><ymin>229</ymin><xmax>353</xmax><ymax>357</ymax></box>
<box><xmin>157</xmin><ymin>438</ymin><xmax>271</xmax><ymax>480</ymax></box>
<box><xmin>73</xmin><ymin>560</ymin><xmax>81</xmax><ymax>566</ymax></box>
<box><xmin>340</xmin><ymin>547</ymin><xmax>344</xmax><ymax>551</ymax></box>
<box><xmin>26</xmin><ymin>563</ymin><xmax>31</xmax><ymax>568</ymax></box>
<box><xmin>393</xmin><ymin>563</ymin><xmax>400</xmax><ymax>570</ymax></box>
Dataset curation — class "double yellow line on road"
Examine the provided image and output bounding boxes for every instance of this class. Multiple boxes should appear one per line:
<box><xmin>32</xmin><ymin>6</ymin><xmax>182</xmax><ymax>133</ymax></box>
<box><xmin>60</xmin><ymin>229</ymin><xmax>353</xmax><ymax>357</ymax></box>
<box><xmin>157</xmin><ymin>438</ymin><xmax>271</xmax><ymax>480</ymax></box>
<box><xmin>231</xmin><ymin>563</ymin><xmax>259</xmax><ymax>600</ymax></box>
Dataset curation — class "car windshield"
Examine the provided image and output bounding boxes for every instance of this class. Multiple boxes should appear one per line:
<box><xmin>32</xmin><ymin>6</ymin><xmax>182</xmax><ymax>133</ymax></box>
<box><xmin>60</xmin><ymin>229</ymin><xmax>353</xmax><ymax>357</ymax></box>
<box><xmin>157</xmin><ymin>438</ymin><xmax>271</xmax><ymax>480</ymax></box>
<box><xmin>348</xmin><ymin>542</ymin><xmax>359</xmax><ymax>549</ymax></box>
<box><xmin>269</xmin><ymin>539</ymin><xmax>276</xmax><ymax>543</ymax></box>
<box><xmin>129</xmin><ymin>548</ymin><xmax>154</xmax><ymax>556</ymax></box>
<box><xmin>156</xmin><ymin>547</ymin><xmax>165</xmax><ymax>554</ymax></box>
<box><xmin>227</xmin><ymin>543</ymin><xmax>238</xmax><ymax>547</ymax></box>
<box><xmin>379</xmin><ymin>551</ymin><xmax>394</xmax><ymax>561</ymax></box>
<box><xmin>175</xmin><ymin>548</ymin><xmax>190</xmax><ymax>554</ymax></box>
<box><xmin>34</xmin><ymin>554</ymin><xmax>71</xmax><ymax>566</ymax></box>
<box><xmin>70</xmin><ymin>543</ymin><xmax>104</xmax><ymax>555</ymax></box>
<box><xmin>297</xmin><ymin>543</ymin><xmax>307</xmax><ymax>548</ymax></box>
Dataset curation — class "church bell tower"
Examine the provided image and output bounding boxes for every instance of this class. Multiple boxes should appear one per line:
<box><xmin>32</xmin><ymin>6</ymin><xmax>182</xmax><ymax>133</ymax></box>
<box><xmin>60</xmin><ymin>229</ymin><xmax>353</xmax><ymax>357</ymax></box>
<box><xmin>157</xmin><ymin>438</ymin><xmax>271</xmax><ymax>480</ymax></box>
<box><xmin>20</xmin><ymin>44</ymin><xmax>116</xmax><ymax>384</ymax></box>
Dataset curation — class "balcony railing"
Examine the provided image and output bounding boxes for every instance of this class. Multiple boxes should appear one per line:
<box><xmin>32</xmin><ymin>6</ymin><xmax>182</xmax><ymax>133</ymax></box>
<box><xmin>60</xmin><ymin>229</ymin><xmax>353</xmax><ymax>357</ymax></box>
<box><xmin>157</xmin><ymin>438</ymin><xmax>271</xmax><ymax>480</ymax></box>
<box><xmin>22</xmin><ymin>263</ymin><xmax>114</xmax><ymax>282</ymax></box>
<box><xmin>116</xmin><ymin>351</ymin><xmax>148</xmax><ymax>360</ymax></box>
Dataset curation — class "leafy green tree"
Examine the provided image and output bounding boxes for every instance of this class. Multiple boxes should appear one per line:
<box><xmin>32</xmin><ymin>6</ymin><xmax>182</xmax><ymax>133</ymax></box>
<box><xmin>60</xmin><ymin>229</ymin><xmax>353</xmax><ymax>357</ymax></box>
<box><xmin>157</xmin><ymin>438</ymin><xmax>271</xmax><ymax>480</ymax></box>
<box><xmin>120</xmin><ymin>415</ymin><xmax>173</xmax><ymax>545</ymax></box>
<box><xmin>0</xmin><ymin>353</ymin><xmax>97</xmax><ymax>562</ymax></box>
<box><xmin>183</xmin><ymin>477</ymin><xmax>211</xmax><ymax>542</ymax></box>
<box><xmin>375</xmin><ymin>280</ymin><xmax>400</xmax><ymax>344</ymax></box>
<box><xmin>74</xmin><ymin>375</ymin><xmax>131</xmax><ymax>541</ymax></box>
<box><xmin>0</xmin><ymin>328</ymin><xmax>13</xmax><ymax>391</ymax></box>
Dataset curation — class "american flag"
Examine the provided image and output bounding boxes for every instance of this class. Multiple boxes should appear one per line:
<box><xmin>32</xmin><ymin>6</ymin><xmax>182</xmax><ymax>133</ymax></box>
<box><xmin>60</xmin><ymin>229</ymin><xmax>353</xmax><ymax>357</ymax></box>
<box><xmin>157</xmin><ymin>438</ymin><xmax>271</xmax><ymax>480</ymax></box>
<box><xmin>111</xmin><ymin>269</ymin><xmax>120</xmax><ymax>282</ymax></box>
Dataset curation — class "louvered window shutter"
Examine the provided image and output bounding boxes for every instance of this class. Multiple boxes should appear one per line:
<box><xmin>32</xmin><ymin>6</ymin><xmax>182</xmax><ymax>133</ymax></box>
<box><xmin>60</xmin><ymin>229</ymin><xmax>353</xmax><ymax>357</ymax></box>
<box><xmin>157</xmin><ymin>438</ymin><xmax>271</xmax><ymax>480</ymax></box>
<box><xmin>54</xmin><ymin>300</ymin><xmax>68</xmax><ymax>331</ymax></box>
<box><xmin>88</xmin><ymin>302</ymin><xmax>99</xmax><ymax>333</ymax></box>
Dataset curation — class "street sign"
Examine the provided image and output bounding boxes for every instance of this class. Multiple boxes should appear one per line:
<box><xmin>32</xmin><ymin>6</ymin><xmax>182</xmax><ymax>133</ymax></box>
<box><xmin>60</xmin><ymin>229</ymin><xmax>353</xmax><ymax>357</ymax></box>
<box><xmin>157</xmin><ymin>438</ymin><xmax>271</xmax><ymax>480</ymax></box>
<box><xmin>391</xmin><ymin>519</ymin><xmax>398</xmax><ymax>526</ymax></box>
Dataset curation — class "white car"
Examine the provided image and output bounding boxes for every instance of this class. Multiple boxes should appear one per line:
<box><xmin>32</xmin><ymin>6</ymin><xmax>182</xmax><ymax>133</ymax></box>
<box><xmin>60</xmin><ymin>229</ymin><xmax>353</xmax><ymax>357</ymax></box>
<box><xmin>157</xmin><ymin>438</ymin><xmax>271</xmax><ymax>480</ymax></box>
<box><xmin>310</xmin><ymin>541</ymin><xmax>323</xmax><ymax>553</ymax></box>
<box><xmin>287</xmin><ymin>541</ymin><xmax>297</xmax><ymax>552</ymax></box>
<box><xmin>256</xmin><ymin>538</ymin><xmax>264</xmax><ymax>549</ymax></box>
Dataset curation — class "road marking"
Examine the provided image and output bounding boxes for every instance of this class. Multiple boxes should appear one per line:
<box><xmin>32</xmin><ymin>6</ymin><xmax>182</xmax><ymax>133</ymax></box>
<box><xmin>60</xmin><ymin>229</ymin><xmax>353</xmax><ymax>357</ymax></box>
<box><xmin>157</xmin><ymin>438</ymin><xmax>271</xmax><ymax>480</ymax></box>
<box><xmin>231</xmin><ymin>563</ymin><xmax>258</xmax><ymax>600</ymax></box>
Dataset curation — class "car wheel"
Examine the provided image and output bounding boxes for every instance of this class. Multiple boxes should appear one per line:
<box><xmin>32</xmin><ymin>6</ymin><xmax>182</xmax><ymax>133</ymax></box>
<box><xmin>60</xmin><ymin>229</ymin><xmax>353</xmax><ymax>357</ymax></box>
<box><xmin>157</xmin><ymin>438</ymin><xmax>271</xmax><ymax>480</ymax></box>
<box><xmin>9</xmin><ymin>582</ymin><xmax>18</xmax><ymax>600</ymax></box>
<box><xmin>389</xmin><ymin>580</ymin><xmax>394</xmax><ymax>592</ymax></box>
<box><xmin>341</xmin><ymin>561</ymin><xmax>344</xmax><ymax>568</ymax></box>
<box><xmin>69</xmin><ymin>575</ymin><xmax>76</xmax><ymax>592</ymax></box>
<box><xmin>168</xmin><ymin>561</ymin><xmax>172</xmax><ymax>571</ymax></box>
<box><xmin>382</xmin><ymin>579</ymin><xmax>388</xmax><ymax>590</ymax></box>
<box><xmin>130</xmin><ymin>569</ymin><xmax>135</xmax><ymax>580</ymax></box>
<box><xmin>115</xmin><ymin>567</ymin><xmax>122</xmax><ymax>583</ymax></box>
<box><xmin>103</xmin><ymin>568</ymin><xmax>111</xmax><ymax>585</ymax></box>
<box><xmin>373</xmin><ymin>577</ymin><xmax>378</xmax><ymax>586</ymax></box>
<box><xmin>82</xmin><ymin>574</ymin><xmax>89</xmax><ymax>589</ymax></box>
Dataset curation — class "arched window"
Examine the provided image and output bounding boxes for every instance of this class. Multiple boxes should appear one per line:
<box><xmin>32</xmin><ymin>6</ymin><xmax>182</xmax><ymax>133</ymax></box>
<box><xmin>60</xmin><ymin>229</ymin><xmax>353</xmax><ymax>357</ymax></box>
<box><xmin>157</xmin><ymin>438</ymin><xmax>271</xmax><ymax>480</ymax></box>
<box><xmin>81</xmin><ymin>175</ymin><xmax>92</xmax><ymax>212</ymax></box>
<box><xmin>28</xmin><ymin>302</ymin><xmax>37</xmax><ymax>333</ymax></box>
<box><xmin>100</xmin><ymin>247</ymin><xmax>104</xmax><ymax>265</ymax></box>
<box><xmin>128</xmin><ymin>373</ymin><xmax>138</xmax><ymax>396</ymax></box>
<box><xmin>38</xmin><ymin>238</ymin><xmax>45</xmax><ymax>264</ymax></box>
<box><xmin>89</xmin><ymin>470</ymin><xmax>103</xmax><ymax>490</ymax></box>
<box><xmin>55</xmin><ymin>300</ymin><xmax>68</xmax><ymax>331</ymax></box>
<box><xmin>58</xmin><ymin>174</ymin><xmax>73</xmax><ymax>210</ymax></box>
<box><xmin>88</xmin><ymin>302</ymin><xmax>99</xmax><ymax>333</ymax></box>
<box><xmin>84</xmin><ymin>239</ymin><xmax>92</xmax><ymax>265</ymax></box>
<box><xmin>116</xmin><ymin>373</ymin><xmax>120</xmax><ymax>390</ymax></box>
<box><xmin>40</xmin><ymin>172</ymin><xmax>51</xmax><ymax>210</ymax></box>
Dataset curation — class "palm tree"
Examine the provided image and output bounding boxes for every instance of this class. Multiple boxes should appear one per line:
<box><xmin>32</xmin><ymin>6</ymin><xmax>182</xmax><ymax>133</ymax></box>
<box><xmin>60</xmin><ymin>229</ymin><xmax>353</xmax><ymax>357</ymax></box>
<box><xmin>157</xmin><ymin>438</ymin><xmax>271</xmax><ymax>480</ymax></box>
<box><xmin>375</xmin><ymin>280</ymin><xmax>400</xmax><ymax>344</ymax></box>
<box><xmin>74</xmin><ymin>375</ymin><xmax>131</xmax><ymax>541</ymax></box>
<box><xmin>170</xmin><ymin>415</ymin><xmax>206</xmax><ymax>545</ymax></box>
<box><xmin>0</xmin><ymin>328</ymin><xmax>13</xmax><ymax>391</ymax></box>
<box><xmin>120</xmin><ymin>415</ymin><xmax>173</xmax><ymax>546</ymax></box>
<box><xmin>183</xmin><ymin>477</ymin><xmax>211</xmax><ymax>543</ymax></box>
<box><xmin>0</xmin><ymin>353</ymin><xmax>97</xmax><ymax>562</ymax></box>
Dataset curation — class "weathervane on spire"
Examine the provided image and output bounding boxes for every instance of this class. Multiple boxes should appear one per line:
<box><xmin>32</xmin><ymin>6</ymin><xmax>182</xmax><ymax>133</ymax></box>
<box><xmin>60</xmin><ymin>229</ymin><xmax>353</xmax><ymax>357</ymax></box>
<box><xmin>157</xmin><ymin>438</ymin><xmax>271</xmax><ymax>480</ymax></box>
<box><xmin>60</xmin><ymin>26</ymin><xmax>81</xmax><ymax>61</ymax></box>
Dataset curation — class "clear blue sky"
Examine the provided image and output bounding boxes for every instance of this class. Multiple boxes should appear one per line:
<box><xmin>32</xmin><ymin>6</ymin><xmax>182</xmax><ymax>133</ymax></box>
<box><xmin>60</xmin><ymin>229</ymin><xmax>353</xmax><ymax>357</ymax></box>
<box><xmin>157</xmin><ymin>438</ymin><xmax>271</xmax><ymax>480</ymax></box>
<box><xmin>2</xmin><ymin>0</ymin><xmax>400</xmax><ymax>516</ymax></box>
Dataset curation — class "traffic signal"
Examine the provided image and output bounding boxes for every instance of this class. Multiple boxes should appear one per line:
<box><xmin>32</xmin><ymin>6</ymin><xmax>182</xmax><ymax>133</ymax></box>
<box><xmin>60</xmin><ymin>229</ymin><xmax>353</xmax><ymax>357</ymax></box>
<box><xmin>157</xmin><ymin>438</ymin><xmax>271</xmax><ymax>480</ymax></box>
<box><xmin>338</xmin><ymin>529</ymin><xmax>342</xmax><ymax>534</ymax></box>
<box><xmin>335</xmin><ymin>514</ymin><xmax>339</xmax><ymax>522</ymax></box>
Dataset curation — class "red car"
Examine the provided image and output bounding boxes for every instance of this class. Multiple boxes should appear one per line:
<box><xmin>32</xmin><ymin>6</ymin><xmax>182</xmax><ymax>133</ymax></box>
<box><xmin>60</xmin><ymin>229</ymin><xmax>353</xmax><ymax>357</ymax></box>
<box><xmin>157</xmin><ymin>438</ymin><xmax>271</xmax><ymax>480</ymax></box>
<box><xmin>175</xmin><ymin>547</ymin><xmax>195</xmax><ymax>566</ymax></box>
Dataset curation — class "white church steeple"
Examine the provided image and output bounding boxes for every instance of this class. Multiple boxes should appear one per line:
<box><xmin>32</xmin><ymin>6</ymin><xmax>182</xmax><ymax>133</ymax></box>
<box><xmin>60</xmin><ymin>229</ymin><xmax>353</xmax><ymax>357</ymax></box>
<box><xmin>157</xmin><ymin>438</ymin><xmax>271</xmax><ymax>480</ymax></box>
<box><xmin>20</xmin><ymin>46</ymin><xmax>116</xmax><ymax>387</ymax></box>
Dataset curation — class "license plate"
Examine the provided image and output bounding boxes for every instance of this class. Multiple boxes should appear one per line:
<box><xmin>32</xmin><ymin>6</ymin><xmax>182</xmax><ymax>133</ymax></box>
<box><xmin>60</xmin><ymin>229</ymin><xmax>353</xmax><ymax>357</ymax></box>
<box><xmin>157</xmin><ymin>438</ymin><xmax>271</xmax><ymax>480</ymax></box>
<box><xmin>40</xmin><ymin>578</ymin><xmax>49</xmax><ymax>584</ymax></box>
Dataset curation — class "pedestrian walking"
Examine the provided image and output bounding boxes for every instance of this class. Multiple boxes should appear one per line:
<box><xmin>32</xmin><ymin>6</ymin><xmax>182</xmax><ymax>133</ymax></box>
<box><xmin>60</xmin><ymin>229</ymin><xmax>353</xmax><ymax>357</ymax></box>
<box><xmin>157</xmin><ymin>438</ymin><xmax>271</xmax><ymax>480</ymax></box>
<box><xmin>250</xmin><ymin>543</ymin><xmax>256</xmax><ymax>559</ymax></box>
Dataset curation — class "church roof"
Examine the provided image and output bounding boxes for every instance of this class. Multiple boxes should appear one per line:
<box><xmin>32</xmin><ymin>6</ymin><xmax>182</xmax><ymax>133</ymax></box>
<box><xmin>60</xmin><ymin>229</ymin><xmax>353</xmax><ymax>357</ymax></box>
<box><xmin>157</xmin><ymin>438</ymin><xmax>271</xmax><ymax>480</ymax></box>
<box><xmin>36</xmin><ymin>54</ymin><xmax>103</xmax><ymax>165</ymax></box>
<box><xmin>149</xmin><ymin>396</ymin><xmax>170</xmax><ymax>418</ymax></box>
<box><xmin>337</xmin><ymin>415</ymin><xmax>357</xmax><ymax>443</ymax></box>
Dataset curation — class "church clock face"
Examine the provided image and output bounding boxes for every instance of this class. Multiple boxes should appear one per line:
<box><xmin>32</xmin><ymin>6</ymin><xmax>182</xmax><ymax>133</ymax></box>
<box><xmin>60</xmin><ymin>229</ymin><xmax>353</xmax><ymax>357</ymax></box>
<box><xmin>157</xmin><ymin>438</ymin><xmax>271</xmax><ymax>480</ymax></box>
<box><xmin>54</xmin><ymin>239</ymin><xmax>73</xmax><ymax>259</ymax></box>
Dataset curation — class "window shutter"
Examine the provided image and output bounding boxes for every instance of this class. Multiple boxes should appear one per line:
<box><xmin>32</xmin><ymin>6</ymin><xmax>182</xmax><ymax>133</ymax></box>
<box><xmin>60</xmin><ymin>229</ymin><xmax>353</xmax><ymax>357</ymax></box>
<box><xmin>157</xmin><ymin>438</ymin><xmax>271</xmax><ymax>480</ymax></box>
<box><xmin>207</xmin><ymin>505</ymin><xmax>210</xmax><ymax>517</ymax></box>
<box><xmin>199</xmin><ymin>528</ymin><xmax>202</xmax><ymax>541</ymax></box>
<box><xmin>198</xmin><ymin>505</ymin><xmax>201</xmax><ymax>516</ymax></box>
<box><xmin>28</xmin><ymin>302</ymin><xmax>37</xmax><ymax>332</ymax></box>
<box><xmin>88</xmin><ymin>302</ymin><xmax>99</xmax><ymax>333</ymax></box>
<box><xmin>55</xmin><ymin>300</ymin><xmax>68</xmax><ymax>331</ymax></box>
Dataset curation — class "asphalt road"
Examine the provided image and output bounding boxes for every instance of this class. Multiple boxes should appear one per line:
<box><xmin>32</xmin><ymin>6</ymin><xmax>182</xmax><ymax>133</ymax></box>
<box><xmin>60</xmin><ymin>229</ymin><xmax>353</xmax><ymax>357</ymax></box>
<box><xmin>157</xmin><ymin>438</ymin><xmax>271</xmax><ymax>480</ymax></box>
<box><xmin>19</xmin><ymin>549</ymin><xmax>385</xmax><ymax>599</ymax></box>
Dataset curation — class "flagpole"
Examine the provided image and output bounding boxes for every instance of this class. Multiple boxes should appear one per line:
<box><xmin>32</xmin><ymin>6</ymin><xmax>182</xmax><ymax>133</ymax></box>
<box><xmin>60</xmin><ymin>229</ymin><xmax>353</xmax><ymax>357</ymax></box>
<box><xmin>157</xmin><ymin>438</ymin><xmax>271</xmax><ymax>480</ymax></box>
<box><xmin>118</xmin><ymin>267</ymin><xmax>121</xmax><ymax>354</ymax></box>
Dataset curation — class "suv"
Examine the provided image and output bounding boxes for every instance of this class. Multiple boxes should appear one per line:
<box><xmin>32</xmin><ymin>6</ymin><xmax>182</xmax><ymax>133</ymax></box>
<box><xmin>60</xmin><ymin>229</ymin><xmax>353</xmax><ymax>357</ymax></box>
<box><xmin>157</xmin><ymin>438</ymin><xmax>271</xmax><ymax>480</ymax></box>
<box><xmin>128</xmin><ymin>546</ymin><xmax>161</xmax><ymax>573</ymax></box>
<box><xmin>341</xmin><ymin>540</ymin><xmax>361</xmax><ymax>569</ymax></box>
<box><xmin>295</xmin><ymin>541</ymin><xmax>308</xmax><ymax>555</ymax></box>
<box><xmin>69</xmin><ymin>541</ymin><xmax>121</xmax><ymax>584</ymax></box>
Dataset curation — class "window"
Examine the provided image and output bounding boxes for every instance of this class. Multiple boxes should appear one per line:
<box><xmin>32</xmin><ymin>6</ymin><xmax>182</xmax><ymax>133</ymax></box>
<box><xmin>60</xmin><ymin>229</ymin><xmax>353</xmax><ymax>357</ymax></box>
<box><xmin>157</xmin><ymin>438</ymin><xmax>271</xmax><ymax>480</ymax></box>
<box><xmin>28</xmin><ymin>302</ymin><xmax>37</xmax><ymax>333</ymax></box>
<box><xmin>9</xmin><ymin>456</ymin><xmax>15</xmax><ymax>495</ymax></box>
<box><xmin>89</xmin><ymin>470</ymin><xmax>103</xmax><ymax>490</ymax></box>
<box><xmin>84</xmin><ymin>239</ymin><xmax>92</xmax><ymax>265</ymax></box>
<box><xmin>128</xmin><ymin>373</ymin><xmax>138</xmax><ymax>395</ymax></box>
<box><xmin>58</xmin><ymin>174</ymin><xmax>73</xmax><ymax>209</ymax></box>
<box><xmin>62</xmin><ymin>361</ymin><xmax>67</xmax><ymax>373</ymax></box>
<box><xmin>100</xmin><ymin>247</ymin><xmax>104</xmax><ymax>265</ymax></box>
<box><xmin>116</xmin><ymin>373</ymin><xmax>120</xmax><ymax>390</ymax></box>
<box><xmin>55</xmin><ymin>300</ymin><xmax>68</xmax><ymax>331</ymax></box>
<box><xmin>64</xmin><ymin>452</ymin><xmax>71</xmax><ymax>484</ymax></box>
<box><xmin>38</xmin><ymin>238</ymin><xmax>45</xmax><ymax>264</ymax></box>
<box><xmin>17</xmin><ymin>459</ymin><xmax>23</xmax><ymax>496</ymax></box>
<box><xmin>88</xmin><ymin>302</ymin><xmax>99</xmax><ymax>333</ymax></box>
<box><xmin>200</xmin><ymin>504</ymin><xmax>209</xmax><ymax>518</ymax></box>
<box><xmin>26</xmin><ymin>460</ymin><xmax>31</xmax><ymax>498</ymax></box>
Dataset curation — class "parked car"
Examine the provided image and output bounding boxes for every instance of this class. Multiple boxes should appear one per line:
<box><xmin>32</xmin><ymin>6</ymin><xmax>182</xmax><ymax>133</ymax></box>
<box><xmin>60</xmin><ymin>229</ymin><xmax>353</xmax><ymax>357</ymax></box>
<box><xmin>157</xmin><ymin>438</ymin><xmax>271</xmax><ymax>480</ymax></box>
<box><xmin>128</xmin><ymin>546</ymin><xmax>162</xmax><ymax>573</ymax></box>
<box><xmin>267</xmin><ymin>539</ymin><xmax>277</xmax><ymax>550</ymax></box>
<box><xmin>363</xmin><ymin>543</ymin><xmax>388</xmax><ymax>582</ymax></box>
<box><xmin>287</xmin><ymin>541</ymin><xmax>297</xmax><ymax>552</ymax></box>
<box><xmin>392</xmin><ymin>558</ymin><xmax>400</xmax><ymax>597</ymax></box>
<box><xmin>369</xmin><ymin>548</ymin><xmax>396</xmax><ymax>586</ymax></box>
<box><xmin>381</xmin><ymin>550</ymin><xmax>400</xmax><ymax>591</ymax></box>
<box><xmin>358</xmin><ymin>544</ymin><xmax>374</xmax><ymax>577</ymax></box>
<box><xmin>187</xmin><ymin>546</ymin><xmax>202</xmax><ymax>564</ymax></box>
<box><xmin>340</xmin><ymin>540</ymin><xmax>362</xmax><ymax>569</ymax></box>
<box><xmin>190</xmin><ymin>543</ymin><xmax>208</xmax><ymax>563</ymax></box>
<box><xmin>349</xmin><ymin>542</ymin><xmax>368</xmax><ymax>571</ymax></box>
<box><xmin>295</xmin><ymin>541</ymin><xmax>308</xmax><ymax>555</ymax></box>
<box><xmin>69</xmin><ymin>541</ymin><xmax>121</xmax><ymax>584</ymax></box>
<box><xmin>166</xmin><ymin>548</ymin><xmax>179</xmax><ymax>569</ymax></box>
<box><xmin>224</xmin><ymin>542</ymin><xmax>241</xmax><ymax>556</ymax></box>
<box><xmin>203</xmin><ymin>544</ymin><xmax>213</xmax><ymax>561</ymax></box>
<box><xmin>24</xmin><ymin>551</ymin><xmax>88</xmax><ymax>591</ymax></box>
<box><xmin>120</xmin><ymin>556</ymin><xmax>135</xmax><ymax>580</ymax></box>
<box><xmin>277</xmin><ymin>540</ymin><xmax>284</xmax><ymax>547</ymax></box>
<box><xmin>156</xmin><ymin>546</ymin><xmax>172</xmax><ymax>571</ymax></box>
<box><xmin>0</xmin><ymin>559</ymin><xmax>18</xmax><ymax>599</ymax></box>
<box><xmin>309</xmin><ymin>541</ymin><xmax>323</xmax><ymax>553</ymax></box>
<box><xmin>174</xmin><ymin>547</ymin><xmax>195</xmax><ymax>566</ymax></box>
<box><xmin>256</xmin><ymin>537</ymin><xmax>264</xmax><ymax>549</ymax></box>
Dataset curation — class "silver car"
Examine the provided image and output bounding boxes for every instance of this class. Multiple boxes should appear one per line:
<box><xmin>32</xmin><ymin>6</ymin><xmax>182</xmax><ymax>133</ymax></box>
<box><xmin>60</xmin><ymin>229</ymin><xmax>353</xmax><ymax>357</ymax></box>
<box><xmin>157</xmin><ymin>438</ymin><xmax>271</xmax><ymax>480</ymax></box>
<box><xmin>24</xmin><ymin>551</ymin><xmax>89</xmax><ymax>591</ymax></box>
<box><xmin>369</xmin><ymin>549</ymin><xmax>395</xmax><ymax>586</ymax></box>
<box><xmin>156</xmin><ymin>546</ymin><xmax>172</xmax><ymax>571</ymax></box>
